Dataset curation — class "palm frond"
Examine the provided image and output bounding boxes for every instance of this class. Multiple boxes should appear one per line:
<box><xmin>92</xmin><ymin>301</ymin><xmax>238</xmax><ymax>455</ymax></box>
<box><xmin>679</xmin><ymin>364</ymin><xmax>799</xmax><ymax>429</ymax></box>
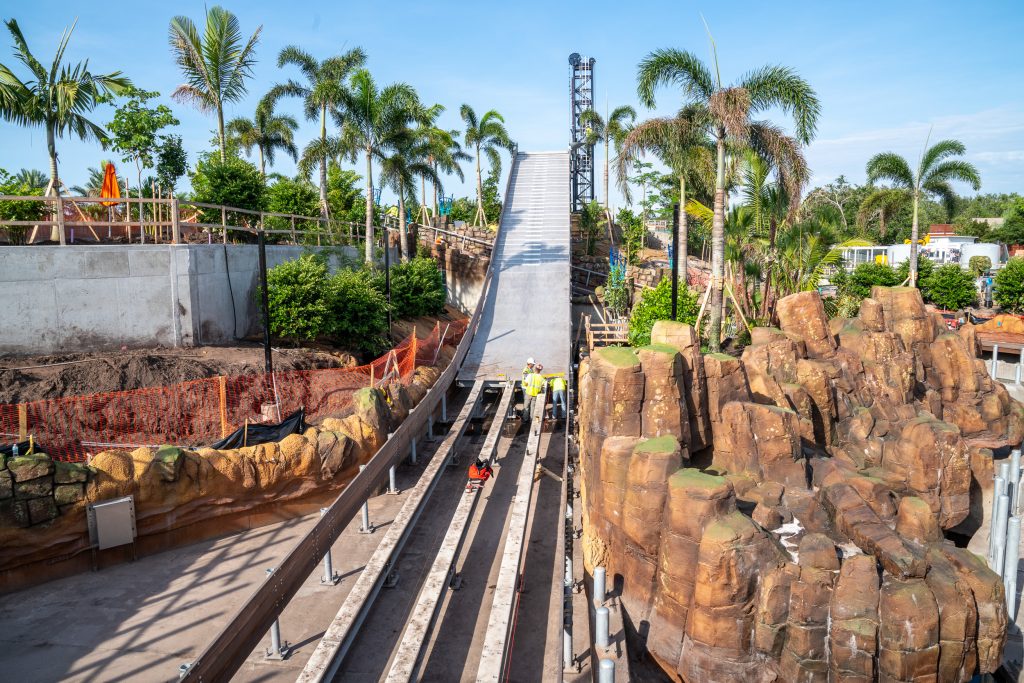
<box><xmin>636</xmin><ymin>48</ymin><xmax>714</xmax><ymax>107</ymax></box>
<box><xmin>865</xmin><ymin>151</ymin><xmax>914</xmax><ymax>188</ymax></box>
<box><xmin>741</xmin><ymin>65</ymin><xmax>820</xmax><ymax>143</ymax></box>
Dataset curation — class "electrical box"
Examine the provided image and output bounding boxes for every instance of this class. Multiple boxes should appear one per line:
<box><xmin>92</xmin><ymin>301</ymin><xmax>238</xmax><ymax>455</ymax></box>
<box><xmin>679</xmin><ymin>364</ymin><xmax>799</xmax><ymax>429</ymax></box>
<box><xmin>87</xmin><ymin>495</ymin><xmax>137</xmax><ymax>550</ymax></box>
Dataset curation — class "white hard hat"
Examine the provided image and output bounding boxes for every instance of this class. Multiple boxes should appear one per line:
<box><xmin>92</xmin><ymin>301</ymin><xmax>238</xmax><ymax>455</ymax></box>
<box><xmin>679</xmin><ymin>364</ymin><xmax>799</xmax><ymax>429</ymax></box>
<box><xmin>527</xmin><ymin>357</ymin><xmax>535</xmax><ymax>364</ymax></box>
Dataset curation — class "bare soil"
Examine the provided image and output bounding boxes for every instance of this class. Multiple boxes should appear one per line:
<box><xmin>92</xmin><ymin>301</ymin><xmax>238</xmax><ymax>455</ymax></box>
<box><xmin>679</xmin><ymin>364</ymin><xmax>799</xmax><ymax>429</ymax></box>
<box><xmin>0</xmin><ymin>306</ymin><xmax>467</xmax><ymax>404</ymax></box>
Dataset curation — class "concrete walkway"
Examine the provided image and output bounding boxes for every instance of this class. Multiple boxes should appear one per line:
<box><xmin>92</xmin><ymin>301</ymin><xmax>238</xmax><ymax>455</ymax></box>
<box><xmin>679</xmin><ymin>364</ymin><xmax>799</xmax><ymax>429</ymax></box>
<box><xmin>0</xmin><ymin>458</ymin><xmax>428</xmax><ymax>682</ymax></box>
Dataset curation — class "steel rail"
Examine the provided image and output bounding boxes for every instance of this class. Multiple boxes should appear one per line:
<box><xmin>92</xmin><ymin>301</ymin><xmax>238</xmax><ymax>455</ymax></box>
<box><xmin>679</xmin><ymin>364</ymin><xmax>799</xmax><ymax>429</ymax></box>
<box><xmin>383</xmin><ymin>382</ymin><xmax>514</xmax><ymax>682</ymax></box>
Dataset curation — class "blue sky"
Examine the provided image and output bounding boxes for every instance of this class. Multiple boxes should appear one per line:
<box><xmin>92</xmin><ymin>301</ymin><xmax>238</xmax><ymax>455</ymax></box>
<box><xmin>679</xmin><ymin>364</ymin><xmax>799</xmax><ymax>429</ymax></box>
<box><xmin>2</xmin><ymin>0</ymin><xmax>1022</xmax><ymax>208</ymax></box>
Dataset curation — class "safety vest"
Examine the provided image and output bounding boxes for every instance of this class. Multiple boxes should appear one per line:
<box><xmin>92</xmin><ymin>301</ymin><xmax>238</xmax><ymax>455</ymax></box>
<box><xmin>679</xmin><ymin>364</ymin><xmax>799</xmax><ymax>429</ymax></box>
<box><xmin>551</xmin><ymin>377</ymin><xmax>567</xmax><ymax>392</ymax></box>
<box><xmin>524</xmin><ymin>372</ymin><xmax>545</xmax><ymax>397</ymax></box>
<box><xmin>522</xmin><ymin>365</ymin><xmax>534</xmax><ymax>380</ymax></box>
<box><xmin>469</xmin><ymin>464</ymin><xmax>490</xmax><ymax>481</ymax></box>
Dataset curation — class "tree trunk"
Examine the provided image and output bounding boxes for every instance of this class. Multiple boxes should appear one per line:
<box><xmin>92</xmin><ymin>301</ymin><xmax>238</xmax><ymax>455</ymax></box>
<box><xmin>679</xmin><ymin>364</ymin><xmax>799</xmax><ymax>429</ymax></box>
<box><xmin>760</xmin><ymin>215</ymin><xmax>778</xmax><ymax>319</ymax></box>
<box><xmin>46</xmin><ymin>125</ymin><xmax>64</xmax><ymax>244</ymax></box>
<box><xmin>259</xmin><ymin>146</ymin><xmax>266</xmax><ymax>178</ymax></box>
<box><xmin>708</xmin><ymin>134</ymin><xmax>727</xmax><ymax>352</ymax></box>
<box><xmin>398</xmin><ymin>185</ymin><xmax>409</xmax><ymax>263</ymax></box>
<box><xmin>474</xmin><ymin>145</ymin><xmax>485</xmax><ymax>227</ymax></box>
<box><xmin>910</xmin><ymin>191</ymin><xmax>919</xmax><ymax>286</ymax></box>
<box><xmin>365</xmin><ymin>147</ymin><xmax>374</xmax><ymax>264</ymax></box>
<box><xmin>679</xmin><ymin>174</ymin><xmax>688</xmax><ymax>293</ymax></box>
<box><xmin>217</xmin><ymin>105</ymin><xmax>226</xmax><ymax>163</ymax></box>
<box><xmin>604</xmin><ymin>137</ymin><xmax>611</xmax><ymax>214</ymax></box>
<box><xmin>319</xmin><ymin>104</ymin><xmax>329</xmax><ymax>222</ymax></box>
<box><xmin>432</xmin><ymin>162</ymin><xmax>439</xmax><ymax>219</ymax></box>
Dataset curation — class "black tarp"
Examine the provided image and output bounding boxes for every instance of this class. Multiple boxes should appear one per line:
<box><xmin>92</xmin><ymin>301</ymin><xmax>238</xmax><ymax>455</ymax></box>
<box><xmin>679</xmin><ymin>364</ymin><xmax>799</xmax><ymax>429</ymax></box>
<box><xmin>209</xmin><ymin>408</ymin><xmax>306</xmax><ymax>450</ymax></box>
<box><xmin>0</xmin><ymin>440</ymin><xmax>35</xmax><ymax>458</ymax></box>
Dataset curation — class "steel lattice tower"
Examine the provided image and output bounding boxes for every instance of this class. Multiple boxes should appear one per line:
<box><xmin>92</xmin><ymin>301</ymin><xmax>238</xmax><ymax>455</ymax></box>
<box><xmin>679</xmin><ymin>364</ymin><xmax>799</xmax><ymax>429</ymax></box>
<box><xmin>569</xmin><ymin>53</ymin><xmax>596</xmax><ymax>213</ymax></box>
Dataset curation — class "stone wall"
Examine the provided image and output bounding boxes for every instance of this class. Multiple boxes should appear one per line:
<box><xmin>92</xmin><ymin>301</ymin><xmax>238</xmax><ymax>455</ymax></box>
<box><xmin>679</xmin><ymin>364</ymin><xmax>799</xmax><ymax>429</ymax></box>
<box><xmin>0</xmin><ymin>244</ymin><xmax>367</xmax><ymax>354</ymax></box>
<box><xmin>578</xmin><ymin>287</ymin><xmax>1019</xmax><ymax>681</ymax></box>
<box><xmin>0</xmin><ymin>368</ymin><xmax>440</xmax><ymax>593</ymax></box>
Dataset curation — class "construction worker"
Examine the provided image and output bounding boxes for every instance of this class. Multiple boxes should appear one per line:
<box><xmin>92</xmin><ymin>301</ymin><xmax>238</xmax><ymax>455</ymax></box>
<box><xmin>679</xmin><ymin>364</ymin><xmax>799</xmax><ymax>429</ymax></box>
<box><xmin>522</xmin><ymin>363</ymin><xmax>546</xmax><ymax>420</ymax></box>
<box><xmin>522</xmin><ymin>357</ymin><xmax>536</xmax><ymax>381</ymax></box>
<box><xmin>468</xmin><ymin>458</ymin><xmax>493</xmax><ymax>483</ymax></box>
<box><xmin>551</xmin><ymin>374</ymin><xmax>567</xmax><ymax>420</ymax></box>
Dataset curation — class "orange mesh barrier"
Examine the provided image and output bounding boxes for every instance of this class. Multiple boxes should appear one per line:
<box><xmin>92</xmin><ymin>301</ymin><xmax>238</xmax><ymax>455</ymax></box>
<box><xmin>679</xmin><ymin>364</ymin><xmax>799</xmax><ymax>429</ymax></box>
<box><xmin>0</xmin><ymin>322</ymin><xmax>466</xmax><ymax>462</ymax></box>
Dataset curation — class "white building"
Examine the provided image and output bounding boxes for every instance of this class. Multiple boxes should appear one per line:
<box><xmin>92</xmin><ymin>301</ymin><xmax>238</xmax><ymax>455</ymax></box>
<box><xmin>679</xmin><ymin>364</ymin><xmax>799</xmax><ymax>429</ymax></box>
<box><xmin>838</xmin><ymin>224</ymin><xmax>1007</xmax><ymax>272</ymax></box>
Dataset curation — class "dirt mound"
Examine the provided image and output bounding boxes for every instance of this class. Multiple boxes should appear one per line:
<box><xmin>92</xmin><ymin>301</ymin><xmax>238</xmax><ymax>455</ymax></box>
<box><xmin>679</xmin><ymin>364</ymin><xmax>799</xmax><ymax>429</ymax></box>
<box><xmin>0</xmin><ymin>346</ymin><xmax>356</xmax><ymax>404</ymax></box>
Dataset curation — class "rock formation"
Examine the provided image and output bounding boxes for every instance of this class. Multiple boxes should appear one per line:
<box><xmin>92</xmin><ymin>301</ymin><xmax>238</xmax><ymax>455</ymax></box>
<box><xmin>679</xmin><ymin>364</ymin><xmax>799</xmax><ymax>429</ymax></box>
<box><xmin>578</xmin><ymin>287</ymin><xmax>1018</xmax><ymax>681</ymax></box>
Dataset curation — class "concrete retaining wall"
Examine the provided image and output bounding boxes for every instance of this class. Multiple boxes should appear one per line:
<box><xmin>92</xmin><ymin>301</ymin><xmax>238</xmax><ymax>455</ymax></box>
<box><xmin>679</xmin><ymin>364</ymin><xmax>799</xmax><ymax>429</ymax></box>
<box><xmin>0</xmin><ymin>245</ymin><xmax>363</xmax><ymax>354</ymax></box>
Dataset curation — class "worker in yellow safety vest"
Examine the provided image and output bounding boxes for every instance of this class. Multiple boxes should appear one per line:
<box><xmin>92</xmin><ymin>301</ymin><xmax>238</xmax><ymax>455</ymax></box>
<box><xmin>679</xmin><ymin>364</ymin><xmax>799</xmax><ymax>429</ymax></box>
<box><xmin>521</xmin><ymin>357</ymin><xmax>536</xmax><ymax>381</ymax></box>
<box><xmin>522</xmin><ymin>364</ymin><xmax>547</xmax><ymax>420</ymax></box>
<box><xmin>550</xmin><ymin>375</ymin><xmax>567</xmax><ymax>420</ymax></box>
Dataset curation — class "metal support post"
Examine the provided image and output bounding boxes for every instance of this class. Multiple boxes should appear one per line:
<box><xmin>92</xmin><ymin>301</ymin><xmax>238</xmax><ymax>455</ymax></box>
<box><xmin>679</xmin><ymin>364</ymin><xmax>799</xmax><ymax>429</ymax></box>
<box><xmin>991</xmin><ymin>475</ymin><xmax>1007</xmax><ymax>563</ymax></box>
<box><xmin>427</xmin><ymin>415</ymin><xmax>435</xmax><ymax>442</ymax></box>
<box><xmin>410</xmin><ymin>436</ymin><xmax>417</xmax><ymax>465</ymax></box>
<box><xmin>388</xmin><ymin>465</ymin><xmax>399</xmax><ymax>495</ymax></box>
<box><xmin>264</xmin><ymin>568</ymin><xmax>291</xmax><ymax>659</ymax></box>
<box><xmin>1013</xmin><ymin>449</ymin><xmax>1022</xmax><ymax>514</ymax></box>
<box><xmin>441</xmin><ymin>393</ymin><xmax>448</xmax><ymax>422</ymax></box>
<box><xmin>598</xmin><ymin>658</ymin><xmax>615</xmax><ymax>683</ymax></box>
<box><xmin>994</xmin><ymin>494</ymin><xmax>1010</xmax><ymax>575</ymax></box>
<box><xmin>359</xmin><ymin>465</ymin><xmax>373</xmax><ymax>534</ymax></box>
<box><xmin>992</xmin><ymin>344</ymin><xmax>1000</xmax><ymax>379</ymax></box>
<box><xmin>1004</xmin><ymin>516</ymin><xmax>1021</xmax><ymax>619</ymax></box>
<box><xmin>594</xmin><ymin>565</ymin><xmax>606</xmax><ymax>606</ymax></box>
<box><xmin>320</xmin><ymin>508</ymin><xmax>340</xmax><ymax>585</ymax></box>
<box><xmin>1017</xmin><ymin>347</ymin><xmax>1023</xmax><ymax>384</ymax></box>
<box><xmin>595</xmin><ymin>606</ymin><xmax>610</xmax><ymax>649</ymax></box>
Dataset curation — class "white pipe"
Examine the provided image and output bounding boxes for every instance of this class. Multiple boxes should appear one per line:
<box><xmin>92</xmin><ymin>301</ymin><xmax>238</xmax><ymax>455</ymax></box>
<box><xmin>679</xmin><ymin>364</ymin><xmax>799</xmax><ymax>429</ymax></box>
<box><xmin>992</xmin><ymin>476</ymin><xmax>1007</xmax><ymax>563</ymax></box>
<box><xmin>1003</xmin><ymin>516</ymin><xmax>1020</xmax><ymax>619</ymax></box>
<box><xmin>994</xmin><ymin>494</ymin><xmax>1011</xmax><ymax>575</ymax></box>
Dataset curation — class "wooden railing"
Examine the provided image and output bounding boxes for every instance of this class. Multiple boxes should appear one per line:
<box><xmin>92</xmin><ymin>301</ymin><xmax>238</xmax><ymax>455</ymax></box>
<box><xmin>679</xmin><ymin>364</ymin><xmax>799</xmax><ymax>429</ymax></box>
<box><xmin>584</xmin><ymin>314</ymin><xmax>629</xmax><ymax>351</ymax></box>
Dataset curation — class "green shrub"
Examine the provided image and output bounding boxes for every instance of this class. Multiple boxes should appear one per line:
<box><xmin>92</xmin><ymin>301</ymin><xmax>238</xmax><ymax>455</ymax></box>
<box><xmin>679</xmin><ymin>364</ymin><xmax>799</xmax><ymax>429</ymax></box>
<box><xmin>841</xmin><ymin>262</ymin><xmax>899</xmax><ymax>298</ymax></box>
<box><xmin>968</xmin><ymin>255</ymin><xmax>992</xmax><ymax>276</ymax></box>
<box><xmin>328</xmin><ymin>269</ymin><xmax>389</xmax><ymax>354</ymax></box>
<box><xmin>628</xmin><ymin>276</ymin><xmax>699</xmax><ymax>347</ymax></box>
<box><xmin>389</xmin><ymin>257</ymin><xmax>446</xmax><ymax>318</ymax></box>
<box><xmin>995</xmin><ymin>258</ymin><xmax>1024</xmax><ymax>313</ymax></box>
<box><xmin>265</xmin><ymin>255</ymin><xmax>332</xmax><ymax>343</ymax></box>
<box><xmin>190</xmin><ymin>156</ymin><xmax>265</xmax><ymax>230</ymax></box>
<box><xmin>923</xmin><ymin>264</ymin><xmax>977</xmax><ymax>310</ymax></box>
<box><xmin>604</xmin><ymin>261</ymin><xmax>630</xmax><ymax>317</ymax></box>
<box><xmin>0</xmin><ymin>169</ymin><xmax>46</xmax><ymax>244</ymax></box>
<box><xmin>896</xmin><ymin>255</ymin><xmax>935</xmax><ymax>286</ymax></box>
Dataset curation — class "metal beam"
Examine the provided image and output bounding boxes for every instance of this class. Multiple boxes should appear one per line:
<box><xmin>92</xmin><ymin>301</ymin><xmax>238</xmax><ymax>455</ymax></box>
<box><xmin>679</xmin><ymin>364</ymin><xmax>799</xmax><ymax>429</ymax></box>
<box><xmin>383</xmin><ymin>382</ymin><xmax>514</xmax><ymax>682</ymax></box>
<box><xmin>477</xmin><ymin>388</ymin><xmax>549</xmax><ymax>680</ymax></box>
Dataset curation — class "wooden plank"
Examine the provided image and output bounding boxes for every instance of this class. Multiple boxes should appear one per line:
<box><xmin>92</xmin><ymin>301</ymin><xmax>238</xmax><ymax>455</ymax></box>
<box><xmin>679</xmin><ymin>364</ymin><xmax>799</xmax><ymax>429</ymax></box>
<box><xmin>218</xmin><ymin>376</ymin><xmax>228</xmax><ymax>437</ymax></box>
<box><xmin>18</xmin><ymin>405</ymin><xmax>27</xmax><ymax>441</ymax></box>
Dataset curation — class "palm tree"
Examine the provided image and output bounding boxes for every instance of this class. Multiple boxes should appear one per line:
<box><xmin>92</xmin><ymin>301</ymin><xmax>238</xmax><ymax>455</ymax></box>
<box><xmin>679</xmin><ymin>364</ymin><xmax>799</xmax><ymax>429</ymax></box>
<box><xmin>579</xmin><ymin>105</ymin><xmax>637</xmax><ymax>213</ymax></box>
<box><xmin>865</xmin><ymin>137</ymin><xmax>981</xmax><ymax>285</ymax></box>
<box><xmin>14</xmin><ymin>168</ymin><xmax>48</xmax><ymax>190</ymax></box>
<box><xmin>856</xmin><ymin>188</ymin><xmax>910</xmax><ymax>241</ymax></box>
<box><xmin>460</xmin><ymin>105</ymin><xmax>514</xmax><ymax>227</ymax></box>
<box><xmin>411</xmin><ymin>102</ymin><xmax>470</xmax><ymax>223</ymax></box>
<box><xmin>0</xmin><ymin>19</ymin><xmax>130</xmax><ymax>243</ymax></box>
<box><xmin>69</xmin><ymin>166</ymin><xmax>105</xmax><ymax>196</ymax></box>
<box><xmin>270</xmin><ymin>46</ymin><xmax>365</xmax><ymax>220</ymax></box>
<box><xmin>340</xmin><ymin>69</ymin><xmax>418</xmax><ymax>263</ymax></box>
<box><xmin>380</xmin><ymin>137</ymin><xmax>442</xmax><ymax>261</ymax></box>
<box><xmin>226</xmin><ymin>98</ymin><xmax>298</xmax><ymax>178</ymax></box>
<box><xmin>637</xmin><ymin>45</ymin><xmax>820</xmax><ymax>351</ymax></box>
<box><xmin>616</xmin><ymin>113</ymin><xmax>714</xmax><ymax>292</ymax></box>
<box><xmin>168</xmin><ymin>6</ymin><xmax>261</xmax><ymax>162</ymax></box>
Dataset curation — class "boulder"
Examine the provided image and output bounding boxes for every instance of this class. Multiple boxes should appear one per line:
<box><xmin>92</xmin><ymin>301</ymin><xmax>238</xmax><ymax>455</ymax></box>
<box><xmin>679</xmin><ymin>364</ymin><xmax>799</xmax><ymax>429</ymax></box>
<box><xmin>7</xmin><ymin>454</ymin><xmax>53</xmax><ymax>482</ymax></box>
<box><xmin>776</xmin><ymin>291</ymin><xmax>836</xmax><ymax>358</ymax></box>
<box><xmin>712</xmin><ymin>402</ymin><xmax>806</xmax><ymax>489</ymax></box>
<box><xmin>878</xmin><ymin>578</ymin><xmax>940</xmax><ymax>681</ymax></box>
<box><xmin>637</xmin><ymin>344</ymin><xmax>690</xmax><ymax>449</ymax></box>
<box><xmin>651</xmin><ymin>321</ymin><xmax>710</xmax><ymax>451</ymax></box>
<box><xmin>829</xmin><ymin>555</ymin><xmax>879</xmax><ymax>682</ymax></box>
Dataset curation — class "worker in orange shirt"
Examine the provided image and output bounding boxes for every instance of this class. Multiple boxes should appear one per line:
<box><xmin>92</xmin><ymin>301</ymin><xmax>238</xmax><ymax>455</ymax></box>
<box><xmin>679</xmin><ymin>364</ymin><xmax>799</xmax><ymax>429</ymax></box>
<box><xmin>468</xmin><ymin>458</ymin><xmax>493</xmax><ymax>490</ymax></box>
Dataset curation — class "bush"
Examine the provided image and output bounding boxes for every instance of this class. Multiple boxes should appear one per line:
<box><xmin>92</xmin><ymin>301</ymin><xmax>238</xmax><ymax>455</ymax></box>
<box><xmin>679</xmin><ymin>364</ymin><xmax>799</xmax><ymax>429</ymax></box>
<box><xmin>604</xmin><ymin>261</ymin><xmax>630</xmax><ymax>317</ymax></box>
<box><xmin>923</xmin><ymin>264</ymin><xmax>977</xmax><ymax>310</ymax></box>
<box><xmin>267</xmin><ymin>176</ymin><xmax>319</xmax><ymax>219</ymax></box>
<box><xmin>628</xmin><ymin>276</ymin><xmax>699</xmax><ymax>347</ymax></box>
<box><xmin>840</xmin><ymin>262</ymin><xmax>899</xmax><ymax>298</ymax></box>
<box><xmin>328</xmin><ymin>269</ymin><xmax>389</xmax><ymax>354</ymax></box>
<box><xmin>389</xmin><ymin>257</ymin><xmax>446</xmax><ymax>318</ymax></box>
<box><xmin>995</xmin><ymin>258</ymin><xmax>1024</xmax><ymax>313</ymax></box>
<box><xmin>190</xmin><ymin>156</ymin><xmax>266</xmax><ymax>228</ymax></box>
<box><xmin>896</xmin><ymin>255</ymin><xmax>935</xmax><ymax>286</ymax></box>
<box><xmin>265</xmin><ymin>255</ymin><xmax>332</xmax><ymax>343</ymax></box>
<box><xmin>968</xmin><ymin>255</ymin><xmax>992</xmax><ymax>276</ymax></box>
<box><xmin>0</xmin><ymin>169</ymin><xmax>46</xmax><ymax>244</ymax></box>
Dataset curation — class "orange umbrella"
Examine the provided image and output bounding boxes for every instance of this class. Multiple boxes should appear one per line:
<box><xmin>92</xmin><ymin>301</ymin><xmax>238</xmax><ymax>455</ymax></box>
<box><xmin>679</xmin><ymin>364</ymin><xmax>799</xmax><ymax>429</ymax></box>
<box><xmin>100</xmin><ymin>162</ymin><xmax>120</xmax><ymax>207</ymax></box>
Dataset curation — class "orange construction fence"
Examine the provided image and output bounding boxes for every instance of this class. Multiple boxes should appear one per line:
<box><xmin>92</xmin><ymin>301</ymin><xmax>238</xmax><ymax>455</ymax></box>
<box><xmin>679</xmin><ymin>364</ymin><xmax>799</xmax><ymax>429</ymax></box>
<box><xmin>0</xmin><ymin>320</ymin><xmax>468</xmax><ymax>463</ymax></box>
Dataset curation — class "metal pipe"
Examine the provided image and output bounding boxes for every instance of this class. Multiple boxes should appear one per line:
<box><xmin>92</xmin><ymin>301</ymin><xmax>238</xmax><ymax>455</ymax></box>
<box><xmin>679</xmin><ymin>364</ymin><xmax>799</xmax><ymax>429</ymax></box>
<box><xmin>265</xmin><ymin>568</ymin><xmax>288</xmax><ymax>659</ymax></box>
<box><xmin>411</xmin><ymin>436</ymin><xmax>417</xmax><ymax>465</ymax></box>
<box><xmin>994</xmin><ymin>494</ymin><xmax>1010</xmax><ymax>575</ymax></box>
<box><xmin>441</xmin><ymin>394</ymin><xmax>448</xmax><ymax>422</ymax></box>
<box><xmin>1013</xmin><ymin>449</ymin><xmax>1022</xmax><ymax>514</ymax></box>
<box><xmin>359</xmin><ymin>465</ymin><xmax>372</xmax><ymax>534</ymax></box>
<box><xmin>594</xmin><ymin>566</ymin><xmax>606</xmax><ymax>606</ymax></box>
<box><xmin>321</xmin><ymin>508</ymin><xmax>338</xmax><ymax>584</ymax></box>
<box><xmin>598</xmin><ymin>658</ymin><xmax>615</xmax><ymax>683</ymax></box>
<box><xmin>991</xmin><ymin>475</ymin><xmax>1006</xmax><ymax>563</ymax></box>
<box><xmin>1004</xmin><ymin>516</ymin><xmax>1020</xmax><ymax>617</ymax></box>
<box><xmin>563</xmin><ymin>625</ymin><xmax>573</xmax><ymax>671</ymax></box>
<box><xmin>388</xmin><ymin>465</ymin><xmax>398</xmax><ymax>495</ymax></box>
<box><xmin>427</xmin><ymin>415</ymin><xmax>435</xmax><ymax>442</ymax></box>
<box><xmin>1016</xmin><ymin>347</ymin><xmax>1023</xmax><ymax>384</ymax></box>
<box><xmin>595</xmin><ymin>606</ymin><xmax>610</xmax><ymax>649</ymax></box>
<box><xmin>992</xmin><ymin>344</ymin><xmax>1000</xmax><ymax>379</ymax></box>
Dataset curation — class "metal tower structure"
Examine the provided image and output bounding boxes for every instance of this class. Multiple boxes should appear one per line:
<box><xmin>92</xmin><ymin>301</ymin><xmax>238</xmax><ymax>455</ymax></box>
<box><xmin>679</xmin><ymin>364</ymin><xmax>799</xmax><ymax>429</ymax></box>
<box><xmin>569</xmin><ymin>53</ymin><xmax>596</xmax><ymax>213</ymax></box>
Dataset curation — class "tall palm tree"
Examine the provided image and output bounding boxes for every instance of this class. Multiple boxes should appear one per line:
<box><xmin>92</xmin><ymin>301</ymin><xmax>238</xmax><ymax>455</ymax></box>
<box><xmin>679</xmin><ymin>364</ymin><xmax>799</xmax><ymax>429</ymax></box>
<box><xmin>168</xmin><ymin>6</ymin><xmax>261</xmax><ymax>162</ymax></box>
<box><xmin>14</xmin><ymin>168</ymin><xmax>48</xmax><ymax>190</ymax></box>
<box><xmin>425</xmin><ymin>127</ymin><xmax>469</xmax><ymax>220</ymax></box>
<box><xmin>226</xmin><ymin>98</ymin><xmax>298</xmax><ymax>178</ymax></box>
<box><xmin>865</xmin><ymin>137</ymin><xmax>981</xmax><ymax>285</ymax></box>
<box><xmin>616</xmin><ymin>113</ymin><xmax>714</xmax><ymax>292</ymax></box>
<box><xmin>637</xmin><ymin>45</ymin><xmax>820</xmax><ymax>350</ymax></box>
<box><xmin>270</xmin><ymin>46</ymin><xmax>365</xmax><ymax>220</ymax></box>
<box><xmin>0</xmin><ymin>19</ymin><xmax>130</xmax><ymax>242</ymax></box>
<box><xmin>460</xmin><ymin>105</ymin><xmax>514</xmax><ymax>227</ymax></box>
<box><xmin>380</xmin><ymin>137</ymin><xmax>442</xmax><ymax>261</ymax></box>
<box><xmin>579</xmin><ymin>105</ymin><xmax>637</xmax><ymax>213</ymax></box>
<box><xmin>340</xmin><ymin>69</ymin><xmax>418</xmax><ymax>263</ymax></box>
